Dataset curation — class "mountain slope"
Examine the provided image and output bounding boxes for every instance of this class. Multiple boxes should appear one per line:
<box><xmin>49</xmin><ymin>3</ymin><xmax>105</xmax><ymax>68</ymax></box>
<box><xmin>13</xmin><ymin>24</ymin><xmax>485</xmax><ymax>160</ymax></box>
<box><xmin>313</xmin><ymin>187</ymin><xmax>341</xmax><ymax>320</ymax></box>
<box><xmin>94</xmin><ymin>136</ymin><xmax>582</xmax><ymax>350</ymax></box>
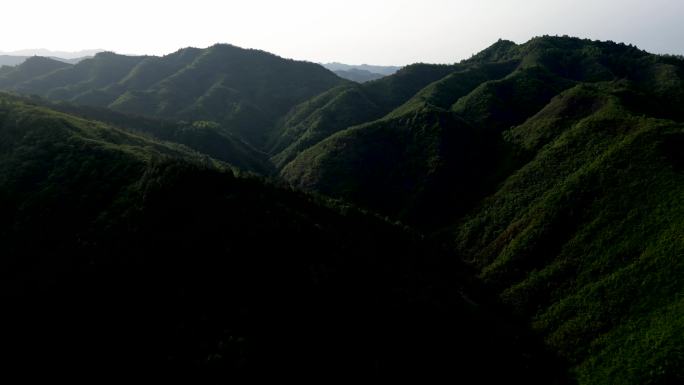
<box><xmin>0</xmin><ymin>45</ymin><xmax>346</xmax><ymax>150</ymax></box>
<box><xmin>32</xmin><ymin>98</ymin><xmax>275</xmax><ymax>174</ymax></box>
<box><xmin>269</xmin><ymin>63</ymin><xmax>458</xmax><ymax>168</ymax></box>
<box><xmin>0</xmin><ymin>56</ymin><xmax>72</xmax><ymax>88</ymax></box>
<box><xmin>333</xmin><ymin>68</ymin><xmax>386</xmax><ymax>83</ymax></box>
<box><xmin>280</xmin><ymin>36</ymin><xmax>684</xmax><ymax>384</ymax></box>
<box><xmin>323</xmin><ymin>63</ymin><xmax>401</xmax><ymax>76</ymax></box>
<box><xmin>455</xmin><ymin>82</ymin><xmax>684</xmax><ymax>385</ymax></box>
<box><xmin>0</xmin><ymin>93</ymin><xmax>568</xmax><ymax>384</ymax></box>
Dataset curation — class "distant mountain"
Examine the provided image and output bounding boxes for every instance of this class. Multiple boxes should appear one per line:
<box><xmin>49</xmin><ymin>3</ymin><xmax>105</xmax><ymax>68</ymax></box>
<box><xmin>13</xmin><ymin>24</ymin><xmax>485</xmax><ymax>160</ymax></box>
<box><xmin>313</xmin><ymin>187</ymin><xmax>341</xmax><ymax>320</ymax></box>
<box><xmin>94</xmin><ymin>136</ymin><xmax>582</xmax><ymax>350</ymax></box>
<box><xmin>323</xmin><ymin>62</ymin><xmax>402</xmax><ymax>76</ymax></box>
<box><xmin>52</xmin><ymin>56</ymin><xmax>93</xmax><ymax>65</ymax></box>
<box><xmin>0</xmin><ymin>48</ymin><xmax>104</xmax><ymax>59</ymax></box>
<box><xmin>0</xmin><ymin>44</ymin><xmax>346</xmax><ymax>150</ymax></box>
<box><xmin>323</xmin><ymin>63</ymin><xmax>402</xmax><ymax>83</ymax></box>
<box><xmin>0</xmin><ymin>56</ymin><xmax>72</xmax><ymax>88</ymax></box>
<box><xmin>37</xmin><ymin>99</ymin><xmax>276</xmax><ymax>174</ymax></box>
<box><xmin>333</xmin><ymin>68</ymin><xmax>385</xmax><ymax>83</ymax></box>
<box><xmin>0</xmin><ymin>55</ymin><xmax>92</xmax><ymax>67</ymax></box>
<box><xmin>0</xmin><ymin>37</ymin><xmax>682</xmax><ymax>384</ymax></box>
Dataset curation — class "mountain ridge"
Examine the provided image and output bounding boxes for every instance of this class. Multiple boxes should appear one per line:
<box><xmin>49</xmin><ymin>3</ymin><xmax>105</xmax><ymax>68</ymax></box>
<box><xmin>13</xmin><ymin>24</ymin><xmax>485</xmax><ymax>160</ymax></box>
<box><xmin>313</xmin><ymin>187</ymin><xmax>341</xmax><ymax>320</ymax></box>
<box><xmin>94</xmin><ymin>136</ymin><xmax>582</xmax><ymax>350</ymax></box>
<box><xmin>279</xmin><ymin>35</ymin><xmax>684</xmax><ymax>384</ymax></box>
<box><xmin>0</xmin><ymin>44</ymin><xmax>346</xmax><ymax>152</ymax></box>
<box><xmin>0</xmin><ymin>35</ymin><xmax>682</xmax><ymax>384</ymax></box>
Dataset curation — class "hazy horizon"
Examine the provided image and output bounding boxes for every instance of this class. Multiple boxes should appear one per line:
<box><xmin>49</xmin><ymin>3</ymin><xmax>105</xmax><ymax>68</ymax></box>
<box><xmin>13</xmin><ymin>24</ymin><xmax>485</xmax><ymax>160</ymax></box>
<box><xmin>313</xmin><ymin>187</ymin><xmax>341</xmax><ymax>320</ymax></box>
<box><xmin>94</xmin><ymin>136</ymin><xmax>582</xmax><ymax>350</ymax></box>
<box><xmin>1</xmin><ymin>0</ymin><xmax>682</xmax><ymax>66</ymax></box>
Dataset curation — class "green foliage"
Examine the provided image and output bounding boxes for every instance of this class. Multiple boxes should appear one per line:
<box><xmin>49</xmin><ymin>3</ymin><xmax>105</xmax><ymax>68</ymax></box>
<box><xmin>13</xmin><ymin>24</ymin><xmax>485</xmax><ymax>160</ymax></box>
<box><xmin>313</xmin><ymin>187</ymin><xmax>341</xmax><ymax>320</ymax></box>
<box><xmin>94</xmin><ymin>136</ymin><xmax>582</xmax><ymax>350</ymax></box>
<box><xmin>281</xmin><ymin>36</ymin><xmax>684</xmax><ymax>384</ymax></box>
<box><xmin>0</xmin><ymin>45</ymin><xmax>345</xmax><ymax>151</ymax></box>
<box><xmin>268</xmin><ymin>84</ymin><xmax>383</xmax><ymax>168</ymax></box>
<box><xmin>0</xmin><ymin>94</ymin><xmax>566</xmax><ymax>384</ymax></box>
<box><xmin>12</xmin><ymin>95</ymin><xmax>275</xmax><ymax>174</ymax></box>
<box><xmin>1</xmin><ymin>36</ymin><xmax>683</xmax><ymax>384</ymax></box>
<box><xmin>268</xmin><ymin>62</ymin><xmax>458</xmax><ymax>168</ymax></box>
<box><xmin>455</xmin><ymin>84</ymin><xmax>684</xmax><ymax>383</ymax></box>
<box><xmin>0</xmin><ymin>56</ymin><xmax>71</xmax><ymax>88</ymax></box>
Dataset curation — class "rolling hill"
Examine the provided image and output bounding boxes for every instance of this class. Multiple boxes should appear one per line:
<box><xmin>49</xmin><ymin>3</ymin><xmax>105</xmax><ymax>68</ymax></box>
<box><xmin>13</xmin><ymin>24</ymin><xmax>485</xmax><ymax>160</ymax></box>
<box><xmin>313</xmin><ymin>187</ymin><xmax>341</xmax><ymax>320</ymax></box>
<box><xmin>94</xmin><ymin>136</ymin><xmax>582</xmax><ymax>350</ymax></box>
<box><xmin>268</xmin><ymin>62</ymin><xmax>458</xmax><ymax>168</ymax></box>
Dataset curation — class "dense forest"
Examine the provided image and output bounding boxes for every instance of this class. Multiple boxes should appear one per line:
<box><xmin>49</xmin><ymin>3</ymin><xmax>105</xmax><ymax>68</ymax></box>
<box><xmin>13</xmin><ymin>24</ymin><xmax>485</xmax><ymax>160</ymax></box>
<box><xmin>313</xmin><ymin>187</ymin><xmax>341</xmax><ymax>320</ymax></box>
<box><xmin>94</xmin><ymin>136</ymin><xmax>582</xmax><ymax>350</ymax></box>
<box><xmin>0</xmin><ymin>36</ymin><xmax>682</xmax><ymax>384</ymax></box>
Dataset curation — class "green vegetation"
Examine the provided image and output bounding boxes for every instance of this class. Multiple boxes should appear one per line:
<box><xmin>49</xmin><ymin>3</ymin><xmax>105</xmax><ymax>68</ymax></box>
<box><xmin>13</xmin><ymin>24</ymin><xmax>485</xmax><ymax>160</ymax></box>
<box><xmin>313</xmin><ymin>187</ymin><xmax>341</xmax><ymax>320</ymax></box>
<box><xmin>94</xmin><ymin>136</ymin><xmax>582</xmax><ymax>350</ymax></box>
<box><xmin>269</xmin><ymin>63</ymin><xmax>458</xmax><ymax>168</ymax></box>
<box><xmin>27</xmin><ymin>98</ymin><xmax>275</xmax><ymax>174</ymax></box>
<box><xmin>1</xmin><ymin>36</ymin><xmax>682</xmax><ymax>384</ymax></box>
<box><xmin>0</xmin><ymin>45</ymin><xmax>345</xmax><ymax>150</ymax></box>
<box><xmin>0</xmin><ymin>93</ymin><xmax>566</xmax><ymax>383</ymax></box>
<box><xmin>281</xmin><ymin>36</ymin><xmax>684</xmax><ymax>384</ymax></box>
<box><xmin>456</xmin><ymin>83</ymin><xmax>684</xmax><ymax>383</ymax></box>
<box><xmin>0</xmin><ymin>56</ymin><xmax>71</xmax><ymax>88</ymax></box>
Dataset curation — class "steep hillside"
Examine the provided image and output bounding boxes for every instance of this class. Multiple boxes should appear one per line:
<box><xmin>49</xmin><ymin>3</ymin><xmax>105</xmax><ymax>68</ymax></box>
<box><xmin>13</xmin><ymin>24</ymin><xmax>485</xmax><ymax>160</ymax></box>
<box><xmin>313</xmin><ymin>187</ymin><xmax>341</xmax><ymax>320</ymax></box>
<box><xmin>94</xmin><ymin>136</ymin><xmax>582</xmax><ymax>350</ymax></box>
<box><xmin>269</xmin><ymin>63</ymin><xmax>457</xmax><ymax>168</ymax></box>
<box><xmin>333</xmin><ymin>68</ymin><xmax>386</xmax><ymax>83</ymax></box>
<box><xmin>0</xmin><ymin>45</ymin><xmax>345</xmax><ymax>149</ymax></box>
<box><xmin>1</xmin><ymin>36</ymin><xmax>681</xmax><ymax>384</ymax></box>
<box><xmin>455</xmin><ymin>82</ymin><xmax>684</xmax><ymax>385</ymax></box>
<box><xmin>282</xmin><ymin>37</ymin><xmax>682</xmax><ymax>227</ymax></box>
<box><xmin>31</xmin><ymin>98</ymin><xmax>275</xmax><ymax>174</ymax></box>
<box><xmin>281</xmin><ymin>36</ymin><xmax>684</xmax><ymax>384</ymax></box>
<box><xmin>0</xmin><ymin>93</ymin><xmax>567</xmax><ymax>384</ymax></box>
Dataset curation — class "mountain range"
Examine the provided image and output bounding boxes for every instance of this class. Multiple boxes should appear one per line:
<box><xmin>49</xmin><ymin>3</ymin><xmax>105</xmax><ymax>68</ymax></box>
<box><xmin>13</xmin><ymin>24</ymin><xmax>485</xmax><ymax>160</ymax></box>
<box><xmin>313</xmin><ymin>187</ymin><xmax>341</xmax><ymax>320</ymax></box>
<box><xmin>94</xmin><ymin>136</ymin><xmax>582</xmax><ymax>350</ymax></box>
<box><xmin>322</xmin><ymin>63</ymin><xmax>402</xmax><ymax>83</ymax></box>
<box><xmin>0</xmin><ymin>49</ymin><xmax>103</xmax><ymax>67</ymax></box>
<box><xmin>0</xmin><ymin>36</ymin><xmax>682</xmax><ymax>384</ymax></box>
<box><xmin>323</xmin><ymin>62</ymin><xmax>402</xmax><ymax>76</ymax></box>
<box><xmin>0</xmin><ymin>55</ymin><xmax>93</xmax><ymax>67</ymax></box>
<box><xmin>0</xmin><ymin>48</ymin><xmax>104</xmax><ymax>59</ymax></box>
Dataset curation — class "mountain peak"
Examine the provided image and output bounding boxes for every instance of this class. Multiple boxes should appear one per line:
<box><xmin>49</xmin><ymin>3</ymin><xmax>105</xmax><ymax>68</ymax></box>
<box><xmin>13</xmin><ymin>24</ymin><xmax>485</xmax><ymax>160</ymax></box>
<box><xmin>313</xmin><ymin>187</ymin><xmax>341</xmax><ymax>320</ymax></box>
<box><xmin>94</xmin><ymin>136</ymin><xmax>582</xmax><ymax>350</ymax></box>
<box><xmin>22</xmin><ymin>55</ymin><xmax>67</xmax><ymax>65</ymax></box>
<box><xmin>467</xmin><ymin>38</ymin><xmax>519</xmax><ymax>63</ymax></box>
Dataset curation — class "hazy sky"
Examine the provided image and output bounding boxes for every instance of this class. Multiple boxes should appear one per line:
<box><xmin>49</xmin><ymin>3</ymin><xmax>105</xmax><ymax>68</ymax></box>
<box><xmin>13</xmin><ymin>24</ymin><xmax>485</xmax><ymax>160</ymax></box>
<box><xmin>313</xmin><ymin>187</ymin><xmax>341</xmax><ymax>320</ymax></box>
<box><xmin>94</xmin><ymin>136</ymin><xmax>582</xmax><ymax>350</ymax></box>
<box><xmin>1</xmin><ymin>0</ymin><xmax>682</xmax><ymax>65</ymax></box>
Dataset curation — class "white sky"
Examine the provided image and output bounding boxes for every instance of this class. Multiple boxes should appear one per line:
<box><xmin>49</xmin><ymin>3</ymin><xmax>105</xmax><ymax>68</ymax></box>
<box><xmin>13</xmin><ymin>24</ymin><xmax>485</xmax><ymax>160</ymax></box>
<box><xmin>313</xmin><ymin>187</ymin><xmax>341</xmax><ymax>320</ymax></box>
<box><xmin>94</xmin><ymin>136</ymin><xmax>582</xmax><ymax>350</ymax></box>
<box><xmin>1</xmin><ymin>0</ymin><xmax>682</xmax><ymax>65</ymax></box>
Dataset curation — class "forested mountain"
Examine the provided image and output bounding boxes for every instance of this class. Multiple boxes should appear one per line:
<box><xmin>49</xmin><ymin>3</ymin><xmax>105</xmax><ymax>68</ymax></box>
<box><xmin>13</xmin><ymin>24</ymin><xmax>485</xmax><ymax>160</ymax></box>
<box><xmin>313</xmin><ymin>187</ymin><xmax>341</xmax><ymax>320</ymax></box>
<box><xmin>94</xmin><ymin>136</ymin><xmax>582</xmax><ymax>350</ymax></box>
<box><xmin>322</xmin><ymin>62</ymin><xmax>402</xmax><ymax>83</ymax></box>
<box><xmin>0</xmin><ymin>94</ymin><xmax>566</xmax><ymax>384</ymax></box>
<box><xmin>1</xmin><ymin>36</ymin><xmax>682</xmax><ymax>384</ymax></box>
<box><xmin>281</xmin><ymin>36</ymin><xmax>684</xmax><ymax>384</ymax></box>
<box><xmin>332</xmin><ymin>68</ymin><xmax>386</xmax><ymax>83</ymax></box>
<box><xmin>0</xmin><ymin>56</ymin><xmax>72</xmax><ymax>88</ymax></box>
<box><xmin>0</xmin><ymin>45</ymin><xmax>345</xmax><ymax>149</ymax></box>
<box><xmin>283</xmin><ymin>37</ymin><xmax>684</xmax><ymax>225</ymax></box>
<box><xmin>268</xmin><ymin>63</ymin><xmax>458</xmax><ymax>168</ymax></box>
<box><xmin>26</xmin><ymin>98</ymin><xmax>276</xmax><ymax>174</ymax></box>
